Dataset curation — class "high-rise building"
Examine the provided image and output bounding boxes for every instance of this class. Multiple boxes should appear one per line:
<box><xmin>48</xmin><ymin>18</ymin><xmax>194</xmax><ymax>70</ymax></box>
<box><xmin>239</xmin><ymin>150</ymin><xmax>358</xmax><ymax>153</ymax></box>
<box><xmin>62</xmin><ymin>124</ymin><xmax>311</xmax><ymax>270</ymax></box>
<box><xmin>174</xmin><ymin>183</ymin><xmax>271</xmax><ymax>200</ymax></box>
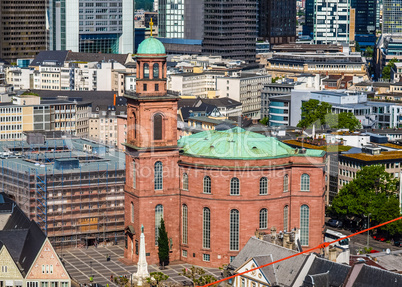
<box><xmin>304</xmin><ymin>0</ymin><xmax>352</xmax><ymax>44</ymax></box>
<box><xmin>383</xmin><ymin>0</ymin><xmax>402</xmax><ymax>36</ymax></box>
<box><xmin>202</xmin><ymin>0</ymin><xmax>257</xmax><ymax>62</ymax></box>
<box><xmin>350</xmin><ymin>0</ymin><xmax>377</xmax><ymax>48</ymax></box>
<box><xmin>158</xmin><ymin>0</ymin><xmax>203</xmax><ymax>40</ymax></box>
<box><xmin>351</xmin><ymin>0</ymin><xmax>376</xmax><ymax>35</ymax></box>
<box><xmin>158</xmin><ymin>0</ymin><xmax>185</xmax><ymax>38</ymax></box>
<box><xmin>0</xmin><ymin>0</ymin><xmax>48</xmax><ymax>63</ymax></box>
<box><xmin>258</xmin><ymin>0</ymin><xmax>296</xmax><ymax>45</ymax></box>
<box><xmin>53</xmin><ymin>0</ymin><xmax>134</xmax><ymax>54</ymax></box>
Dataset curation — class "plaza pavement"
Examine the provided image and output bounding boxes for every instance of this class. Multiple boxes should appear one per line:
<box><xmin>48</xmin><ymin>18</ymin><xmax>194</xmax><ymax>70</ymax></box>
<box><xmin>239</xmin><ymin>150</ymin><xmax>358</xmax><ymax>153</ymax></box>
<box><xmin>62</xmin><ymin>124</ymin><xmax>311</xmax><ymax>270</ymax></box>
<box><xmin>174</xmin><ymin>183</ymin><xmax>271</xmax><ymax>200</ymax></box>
<box><xmin>61</xmin><ymin>245</ymin><xmax>222</xmax><ymax>287</ymax></box>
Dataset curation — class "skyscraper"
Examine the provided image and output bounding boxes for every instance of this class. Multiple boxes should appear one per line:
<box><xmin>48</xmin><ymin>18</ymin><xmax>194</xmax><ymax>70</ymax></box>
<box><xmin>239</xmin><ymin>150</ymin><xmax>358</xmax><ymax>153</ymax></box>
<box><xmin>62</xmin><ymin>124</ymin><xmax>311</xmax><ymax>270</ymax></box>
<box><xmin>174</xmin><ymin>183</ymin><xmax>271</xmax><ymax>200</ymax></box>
<box><xmin>383</xmin><ymin>0</ymin><xmax>402</xmax><ymax>35</ymax></box>
<box><xmin>202</xmin><ymin>0</ymin><xmax>257</xmax><ymax>62</ymax></box>
<box><xmin>0</xmin><ymin>0</ymin><xmax>48</xmax><ymax>63</ymax></box>
<box><xmin>53</xmin><ymin>0</ymin><xmax>134</xmax><ymax>54</ymax></box>
<box><xmin>304</xmin><ymin>0</ymin><xmax>352</xmax><ymax>44</ymax></box>
<box><xmin>158</xmin><ymin>0</ymin><xmax>185</xmax><ymax>38</ymax></box>
<box><xmin>351</xmin><ymin>0</ymin><xmax>376</xmax><ymax>36</ymax></box>
<box><xmin>158</xmin><ymin>0</ymin><xmax>203</xmax><ymax>40</ymax></box>
<box><xmin>258</xmin><ymin>0</ymin><xmax>296</xmax><ymax>45</ymax></box>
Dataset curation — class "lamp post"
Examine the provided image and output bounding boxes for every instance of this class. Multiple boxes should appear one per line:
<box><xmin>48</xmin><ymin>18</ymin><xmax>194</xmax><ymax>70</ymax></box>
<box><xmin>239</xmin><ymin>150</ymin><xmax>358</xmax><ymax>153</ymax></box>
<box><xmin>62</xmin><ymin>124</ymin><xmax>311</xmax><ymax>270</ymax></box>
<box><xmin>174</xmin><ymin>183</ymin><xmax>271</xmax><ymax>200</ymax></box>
<box><xmin>367</xmin><ymin>213</ymin><xmax>371</xmax><ymax>248</ymax></box>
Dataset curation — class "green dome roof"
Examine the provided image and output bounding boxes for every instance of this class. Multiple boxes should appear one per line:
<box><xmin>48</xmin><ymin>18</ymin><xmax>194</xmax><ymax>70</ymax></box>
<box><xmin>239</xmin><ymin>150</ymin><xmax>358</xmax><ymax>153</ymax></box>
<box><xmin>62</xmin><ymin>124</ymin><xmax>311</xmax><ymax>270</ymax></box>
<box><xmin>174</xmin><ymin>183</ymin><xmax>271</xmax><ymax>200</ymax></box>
<box><xmin>137</xmin><ymin>37</ymin><xmax>166</xmax><ymax>55</ymax></box>
<box><xmin>178</xmin><ymin>127</ymin><xmax>325</xmax><ymax>159</ymax></box>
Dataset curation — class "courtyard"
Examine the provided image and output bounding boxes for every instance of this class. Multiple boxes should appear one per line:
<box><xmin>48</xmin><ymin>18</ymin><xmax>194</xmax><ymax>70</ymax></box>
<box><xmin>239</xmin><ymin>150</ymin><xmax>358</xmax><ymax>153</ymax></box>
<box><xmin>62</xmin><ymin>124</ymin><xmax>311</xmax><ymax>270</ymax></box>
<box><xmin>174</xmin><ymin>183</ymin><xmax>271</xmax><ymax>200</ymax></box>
<box><xmin>61</xmin><ymin>245</ymin><xmax>222</xmax><ymax>286</ymax></box>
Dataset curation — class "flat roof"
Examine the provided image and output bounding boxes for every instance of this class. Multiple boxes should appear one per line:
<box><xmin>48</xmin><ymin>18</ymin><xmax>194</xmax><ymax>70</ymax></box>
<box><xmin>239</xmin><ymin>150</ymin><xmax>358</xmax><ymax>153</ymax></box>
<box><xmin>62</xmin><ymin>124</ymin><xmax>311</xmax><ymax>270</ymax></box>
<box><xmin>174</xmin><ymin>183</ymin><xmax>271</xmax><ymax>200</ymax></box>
<box><xmin>340</xmin><ymin>150</ymin><xmax>402</xmax><ymax>162</ymax></box>
<box><xmin>0</xmin><ymin>138</ymin><xmax>125</xmax><ymax>174</ymax></box>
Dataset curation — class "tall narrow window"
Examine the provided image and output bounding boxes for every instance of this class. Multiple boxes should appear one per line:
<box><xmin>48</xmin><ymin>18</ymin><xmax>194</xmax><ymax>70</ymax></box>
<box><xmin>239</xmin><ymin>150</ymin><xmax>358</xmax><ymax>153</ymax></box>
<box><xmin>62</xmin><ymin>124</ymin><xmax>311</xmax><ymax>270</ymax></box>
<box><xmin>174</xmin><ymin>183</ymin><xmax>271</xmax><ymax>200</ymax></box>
<box><xmin>203</xmin><ymin>176</ymin><xmax>211</xmax><ymax>194</ymax></box>
<box><xmin>155</xmin><ymin>204</ymin><xmax>163</xmax><ymax>245</ymax></box>
<box><xmin>230</xmin><ymin>177</ymin><xmax>240</xmax><ymax>195</ymax></box>
<box><xmin>284</xmin><ymin>205</ymin><xmax>289</xmax><ymax>232</ymax></box>
<box><xmin>131</xmin><ymin>202</ymin><xmax>134</xmax><ymax>223</ymax></box>
<box><xmin>144</xmin><ymin>63</ymin><xmax>149</xmax><ymax>78</ymax></box>
<box><xmin>301</xmin><ymin>174</ymin><xmax>310</xmax><ymax>191</ymax></box>
<box><xmin>203</xmin><ymin>207</ymin><xmax>210</xmax><ymax>249</ymax></box>
<box><xmin>153</xmin><ymin>113</ymin><xmax>163</xmax><ymax>140</ymax></box>
<box><xmin>143</xmin><ymin>83</ymin><xmax>147</xmax><ymax>91</ymax></box>
<box><xmin>182</xmin><ymin>204</ymin><xmax>188</xmax><ymax>245</ymax></box>
<box><xmin>154</xmin><ymin>161</ymin><xmax>163</xmax><ymax>190</ymax></box>
<box><xmin>155</xmin><ymin>84</ymin><xmax>159</xmax><ymax>91</ymax></box>
<box><xmin>183</xmin><ymin>173</ymin><xmax>188</xmax><ymax>191</ymax></box>
<box><xmin>132</xmin><ymin>160</ymin><xmax>136</xmax><ymax>189</ymax></box>
<box><xmin>300</xmin><ymin>205</ymin><xmax>309</xmax><ymax>246</ymax></box>
<box><xmin>259</xmin><ymin>177</ymin><xmax>268</xmax><ymax>195</ymax></box>
<box><xmin>284</xmin><ymin>174</ymin><xmax>289</xmax><ymax>192</ymax></box>
<box><xmin>259</xmin><ymin>208</ymin><xmax>268</xmax><ymax>229</ymax></box>
<box><xmin>153</xmin><ymin>63</ymin><xmax>159</xmax><ymax>78</ymax></box>
<box><xmin>230</xmin><ymin>209</ymin><xmax>239</xmax><ymax>251</ymax></box>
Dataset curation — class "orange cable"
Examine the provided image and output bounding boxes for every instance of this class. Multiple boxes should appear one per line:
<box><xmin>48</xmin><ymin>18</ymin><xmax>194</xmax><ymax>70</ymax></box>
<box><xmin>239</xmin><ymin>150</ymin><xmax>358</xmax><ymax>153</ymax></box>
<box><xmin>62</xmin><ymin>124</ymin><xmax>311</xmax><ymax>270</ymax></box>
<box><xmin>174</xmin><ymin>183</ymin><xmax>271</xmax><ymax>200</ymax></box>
<box><xmin>198</xmin><ymin>215</ymin><xmax>402</xmax><ymax>287</ymax></box>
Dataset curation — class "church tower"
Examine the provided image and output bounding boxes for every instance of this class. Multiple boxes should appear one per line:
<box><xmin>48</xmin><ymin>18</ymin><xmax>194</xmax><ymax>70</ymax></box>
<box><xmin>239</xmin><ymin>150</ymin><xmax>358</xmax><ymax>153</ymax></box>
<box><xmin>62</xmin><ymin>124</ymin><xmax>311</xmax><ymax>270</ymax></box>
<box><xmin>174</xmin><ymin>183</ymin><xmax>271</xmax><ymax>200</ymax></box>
<box><xmin>124</xmin><ymin>35</ymin><xmax>180</xmax><ymax>264</ymax></box>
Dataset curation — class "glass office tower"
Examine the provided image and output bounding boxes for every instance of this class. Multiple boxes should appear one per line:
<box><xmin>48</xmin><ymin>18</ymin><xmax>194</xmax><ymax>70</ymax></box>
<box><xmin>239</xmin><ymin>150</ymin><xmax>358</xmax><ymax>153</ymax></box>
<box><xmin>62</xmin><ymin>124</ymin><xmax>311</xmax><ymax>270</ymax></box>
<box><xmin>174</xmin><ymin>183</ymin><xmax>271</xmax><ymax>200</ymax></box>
<box><xmin>383</xmin><ymin>0</ymin><xmax>402</xmax><ymax>35</ymax></box>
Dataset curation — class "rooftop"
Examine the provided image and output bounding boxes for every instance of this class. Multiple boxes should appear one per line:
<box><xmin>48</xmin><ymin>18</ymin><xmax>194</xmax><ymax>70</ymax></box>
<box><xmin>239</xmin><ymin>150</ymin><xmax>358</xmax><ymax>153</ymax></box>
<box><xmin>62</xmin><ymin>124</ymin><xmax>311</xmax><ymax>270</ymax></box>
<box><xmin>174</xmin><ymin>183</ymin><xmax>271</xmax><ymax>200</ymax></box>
<box><xmin>283</xmin><ymin>140</ymin><xmax>353</xmax><ymax>153</ymax></box>
<box><xmin>341</xmin><ymin>150</ymin><xmax>402</xmax><ymax>162</ymax></box>
<box><xmin>178</xmin><ymin>127</ymin><xmax>325</xmax><ymax>160</ymax></box>
<box><xmin>137</xmin><ymin>37</ymin><xmax>166</xmax><ymax>56</ymax></box>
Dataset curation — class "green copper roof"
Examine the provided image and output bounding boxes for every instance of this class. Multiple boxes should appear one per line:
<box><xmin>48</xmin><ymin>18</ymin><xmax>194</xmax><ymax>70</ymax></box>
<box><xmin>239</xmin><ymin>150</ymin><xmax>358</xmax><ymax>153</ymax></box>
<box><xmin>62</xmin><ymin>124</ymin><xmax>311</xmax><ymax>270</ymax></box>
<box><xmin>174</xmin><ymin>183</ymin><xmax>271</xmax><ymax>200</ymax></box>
<box><xmin>137</xmin><ymin>37</ymin><xmax>166</xmax><ymax>55</ymax></box>
<box><xmin>178</xmin><ymin>127</ymin><xmax>325</xmax><ymax>159</ymax></box>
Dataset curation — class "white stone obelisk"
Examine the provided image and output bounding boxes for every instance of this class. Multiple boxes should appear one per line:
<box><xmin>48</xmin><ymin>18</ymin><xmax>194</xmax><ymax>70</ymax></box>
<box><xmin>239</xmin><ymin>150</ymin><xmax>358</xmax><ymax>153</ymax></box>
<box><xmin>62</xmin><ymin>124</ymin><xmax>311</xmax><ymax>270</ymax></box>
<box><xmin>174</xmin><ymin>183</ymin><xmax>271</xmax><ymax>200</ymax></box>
<box><xmin>132</xmin><ymin>225</ymin><xmax>150</xmax><ymax>286</ymax></box>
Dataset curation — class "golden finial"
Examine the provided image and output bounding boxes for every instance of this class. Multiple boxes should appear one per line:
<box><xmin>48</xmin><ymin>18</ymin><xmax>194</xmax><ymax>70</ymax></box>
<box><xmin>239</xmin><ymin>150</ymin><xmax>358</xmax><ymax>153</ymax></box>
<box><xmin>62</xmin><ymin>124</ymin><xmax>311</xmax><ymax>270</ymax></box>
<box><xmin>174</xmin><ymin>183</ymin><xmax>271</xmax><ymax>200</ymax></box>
<box><xmin>150</xmin><ymin>18</ymin><xmax>154</xmax><ymax>37</ymax></box>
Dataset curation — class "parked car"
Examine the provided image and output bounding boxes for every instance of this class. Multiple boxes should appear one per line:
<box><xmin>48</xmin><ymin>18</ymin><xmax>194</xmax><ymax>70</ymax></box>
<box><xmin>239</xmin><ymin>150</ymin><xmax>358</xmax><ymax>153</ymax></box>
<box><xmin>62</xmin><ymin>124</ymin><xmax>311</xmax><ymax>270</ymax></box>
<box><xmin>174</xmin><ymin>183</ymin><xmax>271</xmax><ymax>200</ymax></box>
<box><xmin>328</xmin><ymin>219</ymin><xmax>343</xmax><ymax>228</ymax></box>
<box><xmin>343</xmin><ymin>219</ymin><xmax>360</xmax><ymax>232</ymax></box>
<box><xmin>373</xmin><ymin>234</ymin><xmax>387</xmax><ymax>242</ymax></box>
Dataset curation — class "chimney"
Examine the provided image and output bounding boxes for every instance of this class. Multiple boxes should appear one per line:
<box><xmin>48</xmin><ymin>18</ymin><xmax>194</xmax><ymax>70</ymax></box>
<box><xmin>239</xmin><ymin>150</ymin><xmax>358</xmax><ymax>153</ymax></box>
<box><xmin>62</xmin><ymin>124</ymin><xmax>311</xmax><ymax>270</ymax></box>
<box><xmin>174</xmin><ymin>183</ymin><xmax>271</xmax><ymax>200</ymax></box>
<box><xmin>329</xmin><ymin>248</ymin><xmax>337</xmax><ymax>262</ymax></box>
<box><xmin>271</xmin><ymin>226</ymin><xmax>277</xmax><ymax>241</ymax></box>
<box><xmin>283</xmin><ymin>233</ymin><xmax>290</xmax><ymax>248</ymax></box>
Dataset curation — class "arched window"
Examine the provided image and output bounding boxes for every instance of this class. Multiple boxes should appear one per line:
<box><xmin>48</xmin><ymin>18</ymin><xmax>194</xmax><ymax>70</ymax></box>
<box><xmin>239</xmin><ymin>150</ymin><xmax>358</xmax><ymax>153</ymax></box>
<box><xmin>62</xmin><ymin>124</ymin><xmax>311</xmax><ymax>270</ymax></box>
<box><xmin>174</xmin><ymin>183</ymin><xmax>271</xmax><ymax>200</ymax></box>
<box><xmin>259</xmin><ymin>208</ymin><xmax>268</xmax><ymax>229</ymax></box>
<box><xmin>283</xmin><ymin>174</ymin><xmax>289</xmax><ymax>192</ymax></box>
<box><xmin>259</xmin><ymin>177</ymin><xmax>268</xmax><ymax>195</ymax></box>
<box><xmin>230</xmin><ymin>209</ymin><xmax>239</xmax><ymax>251</ymax></box>
<box><xmin>153</xmin><ymin>63</ymin><xmax>159</xmax><ymax>79</ymax></box>
<box><xmin>301</xmin><ymin>174</ymin><xmax>310</xmax><ymax>191</ymax></box>
<box><xmin>284</xmin><ymin>205</ymin><xmax>289</xmax><ymax>232</ymax></box>
<box><xmin>153</xmin><ymin>113</ymin><xmax>163</xmax><ymax>140</ymax></box>
<box><xmin>230</xmin><ymin>177</ymin><xmax>240</xmax><ymax>195</ymax></box>
<box><xmin>133</xmin><ymin>112</ymin><xmax>137</xmax><ymax>139</ymax></box>
<box><xmin>155</xmin><ymin>204</ymin><xmax>163</xmax><ymax>245</ymax></box>
<box><xmin>154</xmin><ymin>161</ymin><xmax>163</xmax><ymax>190</ymax></box>
<box><xmin>131</xmin><ymin>202</ymin><xmax>134</xmax><ymax>223</ymax></box>
<box><xmin>182</xmin><ymin>204</ymin><xmax>188</xmax><ymax>245</ymax></box>
<box><xmin>132</xmin><ymin>160</ymin><xmax>136</xmax><ymax>189</ymax></box>
<box><xmin>183</xmin><ymin>173</ymin><xmax>188</xmax><ymax>191</ymax></box>
<box><xmin>144</xmin><ymin>63</ymin><xmax>149</xmax><ymax>78</ymax></box>
<box><xmin>203</xmin><ymin>176</ymin><xmax>211</xmax><ymax>194</ymax></box>
<box><xmin>203</xmin><ymin>207</ymin><xmax>210</xmax><ymax>249</ymax></box>
<box><xmin>300</xmin><ymin>205</ymin><xmax>309</xmax><ymax>246</ymax></box>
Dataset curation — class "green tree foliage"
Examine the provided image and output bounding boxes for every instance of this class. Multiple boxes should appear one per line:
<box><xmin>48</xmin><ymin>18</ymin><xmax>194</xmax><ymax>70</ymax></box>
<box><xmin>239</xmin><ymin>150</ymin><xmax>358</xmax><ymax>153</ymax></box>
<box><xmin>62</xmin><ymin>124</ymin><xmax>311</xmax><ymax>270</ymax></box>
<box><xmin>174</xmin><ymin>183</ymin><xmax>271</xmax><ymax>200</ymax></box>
<box><xmin>382</xmin><ymin>58</ymin><xmax>399</xmax><ymax>80</ymax></box>
<box><xmin>355</xmin><ymin>41</ymin><xmax>361</xmax><ymax>52</ymax></box>
<box><xmin>297</xmin><ymin>99</ymin><xmax>332</xmax><ymax>129</ymax></box>
<box><xmin>365</xmin><ymin>46</ymin><xmax>374</xmax><ymax>58</ymax></box>
<box><xmin>146</xmin><ymin>272</ymin><xmax>169</xmax><ymax>287</ymax></box>
<box><xmin>157</xmin><ymin>218</ymin><xmax>170</xmax><ymax>266</ymax></box>
<box><xmin>325</xmin><ymin>112</ymin><xmax>361</xmax><ymax>130</ymax></box>
<box><xmin>331</xmin><ymin>165</ymin><xmax>402</xmax><ymax>236</ymax></box>
<box><xmin>259</xmin><ymin>117</ymin><xmax>269</xmax><ymax>125</ymax></box>
<box><xmin>181</xmin><ymin>266</ymin><xmax>217</xmax><ymax>286</ymax></box>
<box><xmin>136</xmin><ymin>0</ymin><xmax>154</xmax><ymax>11</ymax></box>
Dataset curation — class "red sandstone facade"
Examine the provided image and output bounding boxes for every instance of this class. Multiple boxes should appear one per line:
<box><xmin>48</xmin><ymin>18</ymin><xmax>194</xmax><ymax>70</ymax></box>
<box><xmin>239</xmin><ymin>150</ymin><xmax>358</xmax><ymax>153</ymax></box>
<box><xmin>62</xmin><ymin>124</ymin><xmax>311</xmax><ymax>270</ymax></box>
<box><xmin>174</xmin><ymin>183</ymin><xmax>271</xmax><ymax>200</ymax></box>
<box><xmin>123</xmin><ymin>44</ymin><xmax>326</xmax><ymax>267</ymax></box>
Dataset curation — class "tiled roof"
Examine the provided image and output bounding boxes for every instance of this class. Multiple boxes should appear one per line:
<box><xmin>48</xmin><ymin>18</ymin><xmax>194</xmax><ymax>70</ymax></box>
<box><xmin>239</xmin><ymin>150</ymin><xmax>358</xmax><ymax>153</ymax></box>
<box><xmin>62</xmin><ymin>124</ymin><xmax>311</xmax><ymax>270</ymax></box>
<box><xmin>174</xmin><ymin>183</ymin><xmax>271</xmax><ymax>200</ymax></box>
<box><xmin>231</xmin><ymin>237</ymin><xmax>308</xmax><ymax>287</ymax></box>
<box><xmin>304</xmin><ymin>257</ymin><xmax>351</xmax><ymax>286</ymax></box>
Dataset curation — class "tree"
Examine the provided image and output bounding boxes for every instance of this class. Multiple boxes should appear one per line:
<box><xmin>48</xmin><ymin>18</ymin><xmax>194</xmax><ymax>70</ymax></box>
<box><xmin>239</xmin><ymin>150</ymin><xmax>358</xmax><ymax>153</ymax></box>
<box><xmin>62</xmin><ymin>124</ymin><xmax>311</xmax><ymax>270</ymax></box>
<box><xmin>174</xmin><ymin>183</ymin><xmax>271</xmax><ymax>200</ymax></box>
<box><xmin>326</xmin><ymin>112</ymin><xmax>361</xmax><ymax>130</ymax></box>
<box><xmin>181</xmin><ymin>266</ymin><xmax>217</xmax><ymax>286</ymax></box>
<box><xmin>297</xmin><ymin>99</ymin><xmax>332</xmax><ymax>129</ymax></box>
<box><xmin>146</xmin><ymin>272</ymin><xmax>169</xmax><ymax>287</ymax></box>
<box><xmin>382</xmin><ymin>58</ymin><xmax>399</xmax><ymax>80</ymax></box>
<box><xmin>355</xmin><ymin>41</ymin><xmax>361</xmax><ymax>52</ymax></box>
<box><xmin>259</xmin><ymin>117</ymin><xmax>269</xmax><ymax>125</ymax></box>
<box><xmin>157</xmin><ymin>218</ymin><xmax>170</xmax><ymax>266</ymax></box>
<box><xmin>365</xmin><ymin>46</ymin><xmax>374</xmax><ymax>58</ymax></box>
<box><xmin>330</xmin><ymin>165</ymin><xmax>402</xmax><ymax>237</ymax></box>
